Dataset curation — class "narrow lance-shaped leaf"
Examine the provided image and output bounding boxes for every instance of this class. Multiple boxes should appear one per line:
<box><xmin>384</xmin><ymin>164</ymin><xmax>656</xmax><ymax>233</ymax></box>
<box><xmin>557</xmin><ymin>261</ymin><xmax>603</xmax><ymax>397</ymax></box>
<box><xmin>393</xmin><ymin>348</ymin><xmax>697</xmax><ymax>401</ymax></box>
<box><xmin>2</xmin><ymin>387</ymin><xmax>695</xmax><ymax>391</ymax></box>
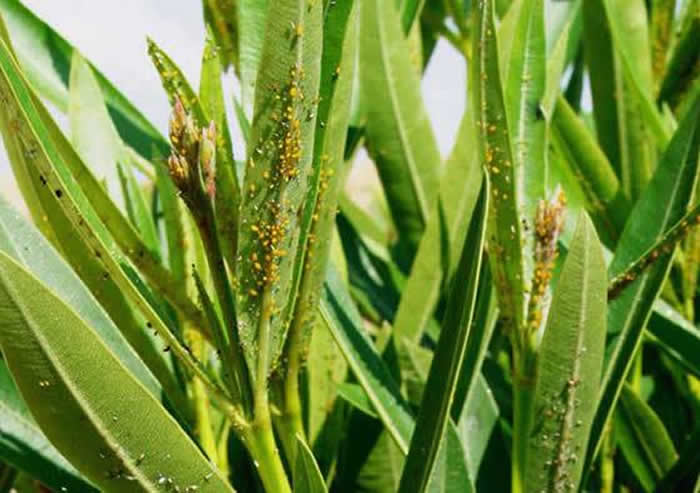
<box><xmin>658</xmin><ymin>9</ymin><xmax>700</xmax><ymax>114</ymax></box>
<box><xmin>602</xmin><ymin>0</ymin><xmax>671</xmax><ymax>147</ymax></box>
<box><xmin>473</xmin><ymin>0</ymin><xmax>527</xmax><ymax>335</ymax></box>
<box><xmin>0</xmin><ymin>0</ymin><xmax>169</xmax><ymax>160</ymax></box>
<box><xmin>394</xmin><ymin>107</ymin><xmax>483</xmax><ymax>343</ymax></box>
<box><xmin>294</xmin><ymin>436</ymin><xmax>327</xmax><ymax>493</ymax></box>
<box><xmin>0</xmin><ymin>252</ymin><xmax>232</xmax><ymax>492</ymax></box>
<box><xmin>320</xmin><ymin>267</ymin><xmax>414</xmax><ymax>453</ymax></box>
<box><xmin>68</xmin><ymin>51</ymin><xmax>126</xmax><ymax>211</ymax></box>
<box><xmin>0</xmin><ymin>360</ymin><xmax>97</xmax><ymax>492</ymax></box>
<box><xmin>397</xmin><ymin>180</ymin><xmax>488</xmax><ymax>493</ymax></box>
<box><xmin>117</xmin><ymin>157</ymin><xmax>160</xmax><ymax>256</ymax></box>
<box><xmin>550</xmin><ymin>95</ymin><xmax>629</xmax><ymax>246</ymax></box>
<box><xmin>649</xmin><ymin>0</ymin><xmax>675</xmax><ymax>90</ymax></box>
<box><xmin>398</xmin><ymin>332</ymin><xmax>499</xmax><ymax>484</ymax></box>
<box><xmin>361</xmin><ymin>0</ymin><xmax>441</xmax><ymax>266</ymax></box>
<box><xmin>201</xmin><ymin>0</ymin><xmax>238</xmax><ymax>73</ymax></box>
<box><xmin>505</xmin><ymin>0</ymin><xmax>546</xmax><ymax>279</ymax></box>
<box><xmin>0</xmin><ymin>29</ymin><xmax>192</xmax><ymax>410</ymax></box>
<box><xmin>586</xmin><ymin>97</ymin><xmax>700</xmax><ymax>472</ymax></box>
<box><xmin>199</xmin><ymin>32</ymin><xmax>242</xmax><ymax>270</ymax></box>
<box><xmin>0</xmin><ymin>36</ymin><xmax>226</xmax><ymax>406</ymax></box>
<box><xmin>581</xmin><ymin>0</ymin><xmax>624</xmax><ymax>175</ymax></box>
<box><xmin>68</xmin><ymin>52</ymin><xmax>160</xmax><ymax>253</ymax></box>
<box><xmin>609</xmin><ymin>202</ymin><xmax>700</xmax><ymax>300</ymax></box>
<box><xmin>616</xmin><ymin>384</ymin><xmax>678</xmax><ymax>492</ymax></box>
<box><xmin>655</xmin><ymin>427</ymin><xmax>700</xmax><ymax>492</ymax></box>
<box><xmin>0</xmin><ymin>197</ymin><xmax>173</xmax><ymax>408</ymax></box>
<box><xmin>235</xmin><ymin>0</ymin><xmax>322</xmax><ymax>383</ymax></box>
<box><xmin>283</xmin><ymin>0</ymin><xmax>358</xmax><ymax>380</ymax></box>
<box><xmin>648</xmin><ymin>300</ymin><xmax>700</xmax><ymax>377</ymax></box>
<box><xmin>525</xmin><ymin>213</ymin><xmax>607</xmax><ymax>493</ymax></box>
<box><xmin>237</xmin><ymin>0</ymin><xmax>268</xmax><ymax>120</ymax></box>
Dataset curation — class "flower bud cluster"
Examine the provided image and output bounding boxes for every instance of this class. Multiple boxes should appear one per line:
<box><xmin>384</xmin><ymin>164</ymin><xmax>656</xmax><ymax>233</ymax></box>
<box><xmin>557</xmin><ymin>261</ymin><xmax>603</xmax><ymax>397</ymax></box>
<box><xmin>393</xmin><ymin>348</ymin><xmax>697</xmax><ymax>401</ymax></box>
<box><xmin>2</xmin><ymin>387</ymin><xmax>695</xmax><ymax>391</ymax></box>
<box><xmin>167</xmin><ymin>98</ymin><xmax>217</xmax><ymax>210</ymax></box>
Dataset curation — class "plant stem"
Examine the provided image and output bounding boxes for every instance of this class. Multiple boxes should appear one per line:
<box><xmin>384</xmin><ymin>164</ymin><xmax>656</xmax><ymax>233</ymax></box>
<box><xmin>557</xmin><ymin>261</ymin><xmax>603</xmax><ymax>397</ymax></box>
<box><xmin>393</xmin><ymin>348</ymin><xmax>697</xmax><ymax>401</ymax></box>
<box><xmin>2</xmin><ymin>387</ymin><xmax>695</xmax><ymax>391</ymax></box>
<box><xmin>601</xmin><ymin>426</ymin><xmax>615</xmax><ymax>493</ymax></box>
<box><xmin>512</xmin><ymin>347</ymin><xmax>537</xmax><ymax>493</ymax></box>
<box><xmin>188</xmin><ymin>328</ymin><xmax>219</xmax><ymax>463</ymax></box>
<box><xmin>243</xmin><ymin>413</ymin><xmax>292</xmax><ymax>493</ymax></box>
<box><xmin>197</xmin><ymin>205</ymin><xmax>253</xmax><ymax>412</ymax></box>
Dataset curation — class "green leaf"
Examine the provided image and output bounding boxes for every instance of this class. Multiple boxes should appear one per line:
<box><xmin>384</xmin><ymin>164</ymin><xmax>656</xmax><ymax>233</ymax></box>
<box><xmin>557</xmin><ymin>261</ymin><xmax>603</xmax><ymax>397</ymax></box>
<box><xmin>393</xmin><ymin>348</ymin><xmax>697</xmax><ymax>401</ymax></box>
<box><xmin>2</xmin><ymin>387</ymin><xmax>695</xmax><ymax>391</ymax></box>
<box><xmin>0</xmin><ymin>252</ymin><xmax>232</xmax><ymax>492</ymax></box>
<box><xmin>0</xmin><ymin>360</ymin><xmax>97</xmax><ymax>492</ymax></box>
<box><xmin>601</xmin><ymin>0</ymin><xmax>671</xmax><ymax>148</ymax></box>
<box><xmin>201</xmin><ymin>0</ymin><xmax>238</xmax><ymax>73</ymax></box>
<box><xmin>648</xmin><ymin>300</ymin><xmax>700</xmax><ymax>377</ymax></box>
<box><xmin>0</xmin><ymin>0</ymin><xmax>168</xmax><ymax>160</ymax></box>
<box><xmin>455</xmin><ymin>373</ymin><xmax>499</xmax><ymax>478</ymax></box>
<box><xmin>320</xmin><ymin>267</ymin><xmax>413</xmax><ymax>453</ymax></box>
<box><xmin>294</xmin><ymin>435</ymin><xmax>328</xmax><ymax>493</ymax></box>
<box><xmin>505</xmin><ymin>0</ymin><xmax>546</xmax><ymax>237</ymax></box>
<box><xmin>587</xmin><ymin>96</ymin><xmax>700</xmax><ymax>471</ymax></box>
<box><xmin>425</xmin><ymin>424</ymin><xmax>474</xmax><ymax>493</ymax></box>
<box><xmin>356</xmin><ymin>431</ymin><xmax>405</xmax><ymax>492</ymax></box>
<box><xmin>117</xmin><ymin>158</ymin><xmax>160</xmax><ymax>256</ymax></box>
<box><xmin>284</xmin><ymin>0</ymin><xmax>359</xmax><ymax>371</ymax></box>
<box><xmin>0</xmin><ymin>36</ymin><xmax>223</xmax><ymax>402</ymax></box>
<box><xmin>550</xmin><ymin>96</ymin><xmax>629</xmax><ymax>246</ymax></box>
<box><xmin>656</xmin><ymin>427</ymin><xmax>700</xmax><ymax>492</ymax></box>
<box><xmin>609</xmin><ymin>202</ymin><xmax>700</xmax><ymax>300</ymax></box>
<box><xmin>68</xmin><ymin>51</ymin><xmax>125</xmax><ymax>211</ymax></box>
<box><xmin>581</xmin><ymin>0</ymin><xmax>624</xmax><ymax>174</ymax></box>
<box><xmin>338</xmin><ymin>382</ymin><xmax>378</xmax><ymax>418</ymax></box>
<box><xmin>0</xmin><ymin>197</ymin><xmax>168</xmax><ymax>402</ymax></box>
<box><xmin>155</xmin><ymin>157</ymin><xmax>188</xmax><ymax>281</ymax></box>
<box><xmin>199</xmin><ymin>32</ymin><xmax>241</xmax><ymax>270</ymax></box>
<box><xmin>616</xmin><ymin>385</ymin><xmax>678</xmax><ymax>492</ymax></box>
<box><xmin>473</xmin><ymin>0</ymin><xmax>527</xmax><ymax>333</ymax></box>
<box><xmin>235</xmin><ymin>0</ymin><xmax>323</xmax><ymax>382</ymax></box>
<box><xmin>525</xmin><ymin>212</ymin><xmax>607</xmax><ymax>493</ymax></box>
<box><xmin>361</xmin><ymin>0</ymin><xmax>441</xmax><ymax>263</ymax></box>
<box><xmin>649</xmin><ymin>0</ymin><xmax>675</xmax><ymax>89</ymax></box>
<box><xmin>394</xmin><ymin>108</ymin><xmax>482</xmax><ymax>343</ymax></box>
<box><xmin>658</xmin><ymin>12</ymin><xmax>700</xmax><ymax>113</ymax></box>
<box><xmin>397</xmin><ymin>180</ymin><xmax>487</xmax><ymax>493</ymax></box>
<box><xmin>237</xmin><ymin>0</ymin><xmax>268</xmax><ymax>119</ymax></box>
<box><xmin>306</xmin><ymin>305</ymin><xmax>349</xmax><ymax>445</ymax></box>
<box><xmin>341</xmin><ymin>379</ymin><xmax>475</xmax><ymax>493</ymax></box>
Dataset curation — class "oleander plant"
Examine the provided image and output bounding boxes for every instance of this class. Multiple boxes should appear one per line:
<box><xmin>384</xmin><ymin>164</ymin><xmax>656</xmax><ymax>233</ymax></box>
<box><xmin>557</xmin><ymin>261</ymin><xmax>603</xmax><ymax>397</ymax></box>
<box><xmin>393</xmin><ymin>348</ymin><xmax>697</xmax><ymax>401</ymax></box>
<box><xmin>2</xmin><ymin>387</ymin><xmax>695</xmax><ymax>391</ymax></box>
<box><xmin>0</xmin><ymin>0</ymin><xmax>698</xmax><ymax>491</ymax></box>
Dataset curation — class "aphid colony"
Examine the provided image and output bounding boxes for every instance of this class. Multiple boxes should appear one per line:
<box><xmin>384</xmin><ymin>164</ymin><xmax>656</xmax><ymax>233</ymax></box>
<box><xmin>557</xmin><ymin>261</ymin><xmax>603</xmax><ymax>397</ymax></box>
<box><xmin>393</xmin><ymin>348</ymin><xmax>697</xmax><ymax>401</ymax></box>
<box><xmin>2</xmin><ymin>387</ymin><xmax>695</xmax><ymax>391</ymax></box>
<box><xmin>243</xmin><ymin>62</ymin><xmax>312</xmax><ymax>298</ymax></box>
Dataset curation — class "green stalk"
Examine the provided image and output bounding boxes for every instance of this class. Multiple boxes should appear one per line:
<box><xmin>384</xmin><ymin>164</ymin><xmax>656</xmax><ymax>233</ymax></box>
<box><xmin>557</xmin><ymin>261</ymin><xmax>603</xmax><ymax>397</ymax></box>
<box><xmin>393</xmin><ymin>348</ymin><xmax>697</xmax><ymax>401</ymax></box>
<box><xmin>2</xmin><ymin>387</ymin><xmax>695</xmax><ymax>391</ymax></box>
<box><xmin>196</xmin><ymin>205</ymin><xmax>253</xmax><ymax>413</ymax></box>
<box><xmin>601</xmin><ymin>426</ymin><xmax>615</xmax><ymax>493</ymax></box>
<box><xmin>511</xmin><ymin>347</ymin><xmax>537</xmax><ymax>493</ymax></box>
<box><xmin>281</xmin><ymin>316</ymin><xmax>307</xmax><ymax>461</ymax></box>
<box><xmin>249</xmin><ymin>290</ymin><xmax>292</xmax><ymax>492</ymax></box>
<box><xmin>188</xmin><ymin>327</ymin><xmax>219</xmax><ymax>463</ymax></box>
<box><xmin>243</xmin><ymin>415</ymin><xmax>292</xmax><ymax>493</ymax></box>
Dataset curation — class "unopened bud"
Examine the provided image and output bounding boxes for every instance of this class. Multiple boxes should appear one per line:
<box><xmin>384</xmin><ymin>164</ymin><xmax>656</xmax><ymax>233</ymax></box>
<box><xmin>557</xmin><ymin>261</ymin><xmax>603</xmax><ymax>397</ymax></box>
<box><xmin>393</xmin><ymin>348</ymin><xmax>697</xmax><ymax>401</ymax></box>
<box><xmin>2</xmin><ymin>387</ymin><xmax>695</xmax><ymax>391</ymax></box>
<box><xmin>168</xmin><ymin>153</ymin><xmax>190</xmax><ymax>189</ymax></box>
<box><xmin>169</xmin><ymin>98</ymin><xmax>187</xmax><ymax>148</ymax></box>
<box><xmin>199</xmin><ymin>121</ymin><xmax>217</xmax><ymax>199</ymax></box>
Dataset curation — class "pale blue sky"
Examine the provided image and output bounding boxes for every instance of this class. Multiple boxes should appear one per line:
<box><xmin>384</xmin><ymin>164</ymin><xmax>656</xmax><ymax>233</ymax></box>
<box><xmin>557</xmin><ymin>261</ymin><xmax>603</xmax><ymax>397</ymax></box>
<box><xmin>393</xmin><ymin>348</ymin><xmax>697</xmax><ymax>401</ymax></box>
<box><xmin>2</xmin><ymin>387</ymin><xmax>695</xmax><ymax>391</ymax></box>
<box><xmin>0</xmin><ymin>1</ymin><xmax>466</xmax><ymax>209</ymax></box>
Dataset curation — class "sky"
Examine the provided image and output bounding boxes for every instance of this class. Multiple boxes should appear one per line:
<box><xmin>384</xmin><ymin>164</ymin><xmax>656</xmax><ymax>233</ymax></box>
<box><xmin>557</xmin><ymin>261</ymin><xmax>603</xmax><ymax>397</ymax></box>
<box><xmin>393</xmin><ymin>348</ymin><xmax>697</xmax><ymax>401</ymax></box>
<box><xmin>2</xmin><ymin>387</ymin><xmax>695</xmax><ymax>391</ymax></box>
<box><xmin>0</xmin><ymin>1</ymin><xmax>466</xmax><ymax>212</ymax></box>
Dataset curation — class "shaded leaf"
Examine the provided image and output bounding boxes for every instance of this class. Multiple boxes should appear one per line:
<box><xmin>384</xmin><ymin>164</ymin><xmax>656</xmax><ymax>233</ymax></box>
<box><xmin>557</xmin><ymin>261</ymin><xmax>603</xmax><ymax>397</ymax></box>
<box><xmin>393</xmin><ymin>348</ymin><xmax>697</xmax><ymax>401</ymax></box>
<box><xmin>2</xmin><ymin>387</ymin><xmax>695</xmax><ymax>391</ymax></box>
<box><xmin>616</xmin><ymin>385</ymin><xmax>678</xmax><ymax>492</ymax></box>
<box><xmin>587</xmin><ymin>96</ymin><xmax>700</xmax><ymax>471</ymax></box>
<box><xmin>398</xmin><ymin>180</ymin><xmax>487</xmax><ymax>493</ymax></box>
